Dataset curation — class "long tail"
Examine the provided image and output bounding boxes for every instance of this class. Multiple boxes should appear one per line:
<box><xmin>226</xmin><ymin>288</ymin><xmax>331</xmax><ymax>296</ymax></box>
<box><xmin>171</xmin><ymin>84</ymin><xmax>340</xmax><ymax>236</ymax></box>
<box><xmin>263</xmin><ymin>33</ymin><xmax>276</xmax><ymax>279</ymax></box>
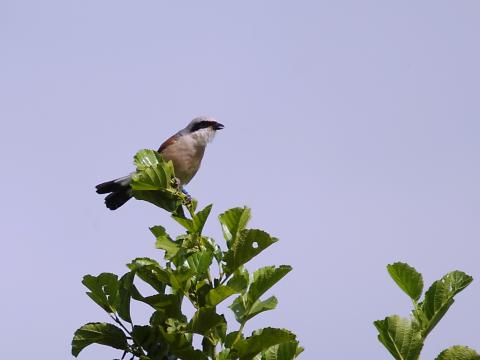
<box><xmin>95</xmin><ymin>175</ymin><xmax>132</xmax><ymax>210</ymax></box>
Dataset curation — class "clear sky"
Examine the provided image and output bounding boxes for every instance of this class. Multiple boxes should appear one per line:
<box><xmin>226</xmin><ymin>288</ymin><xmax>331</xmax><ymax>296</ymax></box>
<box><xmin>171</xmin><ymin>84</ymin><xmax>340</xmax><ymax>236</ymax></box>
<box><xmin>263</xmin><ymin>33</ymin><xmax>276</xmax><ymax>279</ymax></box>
<box><xmin>1</xmin><ymin>1</ymin><xmax>479</xmax><ymax>359</ymax></box>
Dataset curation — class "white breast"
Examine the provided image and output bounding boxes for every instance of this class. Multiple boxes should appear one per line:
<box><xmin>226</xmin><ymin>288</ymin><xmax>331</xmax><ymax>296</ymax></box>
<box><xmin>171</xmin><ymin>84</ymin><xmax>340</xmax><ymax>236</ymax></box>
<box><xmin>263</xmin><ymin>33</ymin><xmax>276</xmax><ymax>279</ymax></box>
<box><xmin>192</xmin><ymin>127</ymin><xmax>216</xmax><ymax>145</ymax></box>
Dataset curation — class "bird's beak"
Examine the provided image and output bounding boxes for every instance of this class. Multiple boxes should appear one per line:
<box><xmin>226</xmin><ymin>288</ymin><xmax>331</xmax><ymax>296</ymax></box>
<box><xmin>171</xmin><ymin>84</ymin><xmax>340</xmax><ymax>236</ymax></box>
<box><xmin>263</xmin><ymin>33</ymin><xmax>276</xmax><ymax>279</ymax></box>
<box><xmin>213</xmin><ymin>122</ymin><xmax>224</xmax><ymax>130</ymax></box>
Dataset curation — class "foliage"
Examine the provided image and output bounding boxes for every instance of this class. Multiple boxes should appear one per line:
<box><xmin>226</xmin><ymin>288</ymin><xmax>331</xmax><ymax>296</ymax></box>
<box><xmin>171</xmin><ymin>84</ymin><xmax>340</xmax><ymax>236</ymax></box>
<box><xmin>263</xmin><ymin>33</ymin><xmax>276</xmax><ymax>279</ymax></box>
<box><xmin>72</xmin><ymin>150</ymin><xmax>302</xmax><ymax>360</ymax></box>
<box><xmin>375</xmin><ymin>262</ymin><xmax>477</xmax><ymax>360</ymax></box>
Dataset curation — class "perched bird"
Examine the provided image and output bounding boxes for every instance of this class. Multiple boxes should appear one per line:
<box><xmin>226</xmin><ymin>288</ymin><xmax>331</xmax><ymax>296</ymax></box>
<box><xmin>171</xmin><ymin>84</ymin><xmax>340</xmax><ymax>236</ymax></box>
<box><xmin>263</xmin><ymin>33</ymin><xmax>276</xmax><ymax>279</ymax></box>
<box><xmin>96</xmin><ymin>116</ymin><xmax>224</xmax><ymax>210</ymax></box>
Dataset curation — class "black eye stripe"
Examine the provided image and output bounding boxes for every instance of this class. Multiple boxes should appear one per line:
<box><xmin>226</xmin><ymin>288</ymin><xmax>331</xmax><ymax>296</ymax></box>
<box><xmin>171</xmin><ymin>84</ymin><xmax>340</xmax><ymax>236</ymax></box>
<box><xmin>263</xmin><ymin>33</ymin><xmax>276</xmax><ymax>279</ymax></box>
<box><xmin>191</xmin><ymin>121</ymin><xmax>213</xmax><ymax>132</ymax></box>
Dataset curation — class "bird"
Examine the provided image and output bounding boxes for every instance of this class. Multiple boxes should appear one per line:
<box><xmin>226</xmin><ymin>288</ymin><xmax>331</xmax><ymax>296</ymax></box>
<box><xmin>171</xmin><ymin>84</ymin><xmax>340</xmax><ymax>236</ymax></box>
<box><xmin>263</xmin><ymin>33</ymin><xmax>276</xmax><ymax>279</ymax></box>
<box><xmin>95</xmin><ymin>116</ymin><xmax>224</xmax><ymax>210</ymax></box>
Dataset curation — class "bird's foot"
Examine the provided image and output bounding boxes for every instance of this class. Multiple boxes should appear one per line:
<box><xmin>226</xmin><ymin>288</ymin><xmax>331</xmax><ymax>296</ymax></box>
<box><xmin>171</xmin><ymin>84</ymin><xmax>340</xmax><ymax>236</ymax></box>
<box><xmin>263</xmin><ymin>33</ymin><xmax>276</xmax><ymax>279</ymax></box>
<box><xmin>171</xmin><ymin>177</ymin><xmax>181</xmax><ymax>189</ymax></box>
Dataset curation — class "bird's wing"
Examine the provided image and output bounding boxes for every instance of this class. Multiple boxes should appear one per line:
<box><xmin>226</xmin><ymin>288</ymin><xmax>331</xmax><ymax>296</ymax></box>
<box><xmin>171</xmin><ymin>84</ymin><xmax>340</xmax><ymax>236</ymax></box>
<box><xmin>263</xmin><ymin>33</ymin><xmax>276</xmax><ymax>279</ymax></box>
<box><xmin>158</xmin><ymin>134</ymin><xmax>178</xmax><ymax>153</ymax></box>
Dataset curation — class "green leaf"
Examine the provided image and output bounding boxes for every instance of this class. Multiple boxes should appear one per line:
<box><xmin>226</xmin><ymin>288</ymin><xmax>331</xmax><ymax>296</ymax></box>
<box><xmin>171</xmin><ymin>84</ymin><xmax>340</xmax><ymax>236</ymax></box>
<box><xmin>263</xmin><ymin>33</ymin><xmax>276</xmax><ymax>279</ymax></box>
<box><xmin>228</xmin><ymin>265</ymin><xmax>287</xmax><ymax>323</ymax></box>
<box><xmin>149</xmin><ymin>301</ymin><xmax>186</xmax><ymax>325</ymax></box>
<box><xmin>436</xmin><ymin>346</ymin><xmax>480</xmax><ymax>360</ymax></box>
<box><xmin>116</xmin><ymin>271</ymin><xmax>135</xmax><ymax>323</ymax></box>
<box><xmin>82</xmin><ymin>273</ymin><xmax>119</xmax><ymax>313</ymax></box>
<box><xmin>247</xmin><ymin>265</ymin><xmax>292</xmax><ymax>304</ymax></box>
<box><xmin>227</xmin><ymin>267</ymin><xmax>250</xmax><ymax>293</ymax></box>
<box><xmin>206</xmin><ymin>285</ymin><xmax>238</xmax><ymax>307</ymax></box>
<box><xmin>219</xmin><ymin>207</ymin><xmax>251</xmax><ymax>248</ymax></box>
<box><xmin>295</xmin><ymin>346</ymin><xmax>304</xmax><ymax>357</ymax></box>
<box><xmin>373</xmin><ymin>315</ymin><xmax>423</xmax><ymax>360</ymax></box>
<box><xmin>204</xmin><ymin>236</ymin><xmax>223</xmax><ymax>263</ymax></box>
<box><xmin>217</xmin><ymin>349</ymin><xmax>232</xmax><ymax>360</ymax></box>
<box><xmin>263</xmin><ymin>340</ymin><xmax>303</xmax><ymax>360</ymax></box>
<box><xmin>172</xmin><ymin>204</ymin><xmax>212</xmax><ymax>234</ymax></box>
<box><xmin>213</xmin><ymin>321</ymin><xmax>228</xmax><ymax>343</ymax></box>
<box><xmin>246</xmin><ymin>296</ymin><xmax>278</xmax><ymax>321</ymax></box>
<box><xmin>233</xmin><ymin>328</ymin><xmax>296</xmax><ymax>360</ymax></box>
<box><xmin>151</xmin><ymin>225</ymin><xmax>180</xmax><ymax>259</ymax></box>
<box><xmin>137</xmin><ymin>293</ymin><xmax>183</xmax><ymax>318</ymax></box>
<box><xmin>187</xmin><ymin>307</ymin><xmax>226</xmax><ymax>335</ymax></box>
<box><xmin>131</xmin><ymin>325</ymin><xmax>167</xmax><ymax>358</ymax></box>
<box><xmin>168</xmin><ymin>267</ymin><xmax>194</xmax><ymax>293</ymax></box>
<box><xmin>387</xmin><ymin>262</ymin><xmax>424</xmax><ymax>301</ymax></box>
<box><xmin>130</xmin><ymin>149</ymin><xmax>185</xmax><ymax>212</ymax></box>
<box><xmin>225</xmin><ymin>331</ymin><xmax>244</xmax><ymax>348</ymax></box>
<box><xmin>132</xmin><ymin>189</ymin><xmax>182</xmax><ymax>213</ymax></box>
<box><xmin>175</xmin><ymin>348</ymin><xmax>209</xmax><ymax>360</ymax></box>
<box><xmin>71</xmin><ymin>322</ymin><xmax>128</xmax><ymax>357</ymax></box>
<box><xmin>132</xmin><ymin>149</ymin><xmax>174</xmax><ymax>186</ymax></box>
<box><xmin>420</xmin><ymin>271</ymin><xmax>473</xmax><ymax>337</ymax></box>
<box><xmin>133</xmin><ymin>149</ymin><xmax>171</xmax><ymax>172</ymax></box>
<box><xmin>230</xmin><ymin>295</ymin><xmax>248</xmax><ymax>323</ymax></box>
<box><xmin>223</xmin><ymin>229</ymin><xmax>278</xmax><ymax>275</ymax></box>
<box><xmin>230</xmin><ymin>295</ymin><xmax>278</xmax><ymax>323</ymax></box>
<box><xmin>192</xmin><ymin>204</ymin><xmax>213</xmax><ymax>234</ymax></box>
<box><xmin>232</xmin><ymin>295</ymin><xmax>278</xmax><ymax>324</ymax></box>
<box><xmin>195</xmin><ymin>280</ymin><xmax>212</xmax><ymax>307</ymax></box>
<box><xmin>127</xmin><ymin>258</ymin><xmax>169</xmax><ymax>293</ymax></box>
<box><xmin>156</xmin><ymin>325</ymin><xmax>205</xmax><ymax>360</ymax></box>
<box><xmin>172</xmin><ymin>215</ymin><xmax>194</xmax><ymax>232</ymax></box>
<box><xmin>187</xmin><ymin>250</ymin><xmax>214</xmax><ymax>276</ymax></box>
<box><xmin>131</xmin><ymin>324</ymin><xmax>152</xmax><ymax>344</ymax></box>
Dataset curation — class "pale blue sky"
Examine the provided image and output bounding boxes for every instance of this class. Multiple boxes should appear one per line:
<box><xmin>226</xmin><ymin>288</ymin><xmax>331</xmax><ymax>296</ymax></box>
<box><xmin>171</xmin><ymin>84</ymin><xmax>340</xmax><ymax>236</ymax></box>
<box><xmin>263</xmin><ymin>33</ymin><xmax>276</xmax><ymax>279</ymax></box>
<box><xmin>1</xmin><ymin>1</ymin><xmax>480</xmax><ymax>359</ymax></box>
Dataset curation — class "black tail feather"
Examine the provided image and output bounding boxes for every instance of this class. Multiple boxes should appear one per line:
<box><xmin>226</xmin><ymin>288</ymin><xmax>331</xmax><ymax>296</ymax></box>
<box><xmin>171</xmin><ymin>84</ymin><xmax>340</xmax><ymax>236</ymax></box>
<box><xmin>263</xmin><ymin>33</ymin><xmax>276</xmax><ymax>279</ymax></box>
<box><xmin>96</xmin><ymin>180</ymin><xmax>123</xmax><ymax>194</ymax></box>
<box><xmin>104</xmin><ymin>188</ymin><xmax>132</xmax><ymax>210</ymax></box>
<box><xmin>96</xmin><ymin>176</ymin><xmax>132</xmax><ymax>210</ymax></box>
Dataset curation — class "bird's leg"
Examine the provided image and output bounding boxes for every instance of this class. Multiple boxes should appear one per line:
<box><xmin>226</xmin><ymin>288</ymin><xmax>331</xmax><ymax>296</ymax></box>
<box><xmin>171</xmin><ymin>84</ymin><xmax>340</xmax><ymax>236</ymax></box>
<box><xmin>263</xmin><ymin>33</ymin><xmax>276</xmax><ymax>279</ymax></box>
<box><xmin>181</xmin><ymin>187</ymin><xmax>192</xmax><ymax>204</ymax></box>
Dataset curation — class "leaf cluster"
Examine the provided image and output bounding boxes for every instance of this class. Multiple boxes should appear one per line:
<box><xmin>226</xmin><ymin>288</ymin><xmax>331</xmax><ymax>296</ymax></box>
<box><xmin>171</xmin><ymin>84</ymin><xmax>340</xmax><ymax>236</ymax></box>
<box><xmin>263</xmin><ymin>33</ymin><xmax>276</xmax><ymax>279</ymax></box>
<box><xmin>72</xmin><ymin>150</ymin><xmax>302</xmax><ymax>360</ymax></box>
<box><xmin>374</xmin><ymin>262</ymin><xmax>478</xmax><ymax>360</ymax></box>
<box><xmin>129</xmin><ymin>149</ymin><xmax>192</xmax><ymax>215</ymax></box>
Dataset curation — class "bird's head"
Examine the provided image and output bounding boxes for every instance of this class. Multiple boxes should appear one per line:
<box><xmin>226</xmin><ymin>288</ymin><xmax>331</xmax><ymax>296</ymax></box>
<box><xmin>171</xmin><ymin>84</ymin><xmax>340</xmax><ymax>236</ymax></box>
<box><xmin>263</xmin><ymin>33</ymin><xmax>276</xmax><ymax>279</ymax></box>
<box><xmin>185</xmin><ymin>116</ymin><xmax>224</xmax><ymax>145</ymax></box>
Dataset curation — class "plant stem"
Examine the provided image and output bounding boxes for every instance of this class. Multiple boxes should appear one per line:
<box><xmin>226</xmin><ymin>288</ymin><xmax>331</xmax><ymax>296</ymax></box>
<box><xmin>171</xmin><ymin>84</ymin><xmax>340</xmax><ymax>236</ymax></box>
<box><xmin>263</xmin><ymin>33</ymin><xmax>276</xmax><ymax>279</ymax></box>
<box><xmin>232</xmin><ymin>322</ymin><xmax>246</xmax><ymax>346</ymax></box>
<box><xmin>110</xmin><ymin>314</ymin><xmax>146</xmax><ymax>357</ymax></box>
<box><xmin>110</xmin><ymin>314</ymin><xmax>133</xmax><ymax>336</ymax></box>
<box><xmin>212</xmin><ymin>339</ymin><xmax>217</xmax><ymax>358</ymax></box>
